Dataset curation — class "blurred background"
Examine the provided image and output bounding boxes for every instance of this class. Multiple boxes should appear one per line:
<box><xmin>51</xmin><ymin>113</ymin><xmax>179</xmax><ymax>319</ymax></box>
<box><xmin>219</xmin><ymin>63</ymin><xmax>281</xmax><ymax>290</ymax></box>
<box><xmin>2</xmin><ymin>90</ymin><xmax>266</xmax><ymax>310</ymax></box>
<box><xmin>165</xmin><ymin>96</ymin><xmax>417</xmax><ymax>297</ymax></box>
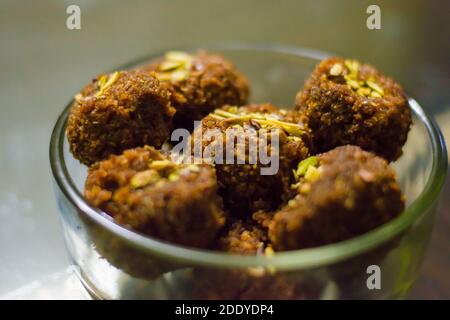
<box><xmin>0</xmin><ymin>0</ymin><xmax>448</xmax><ymax>299</ymax></box>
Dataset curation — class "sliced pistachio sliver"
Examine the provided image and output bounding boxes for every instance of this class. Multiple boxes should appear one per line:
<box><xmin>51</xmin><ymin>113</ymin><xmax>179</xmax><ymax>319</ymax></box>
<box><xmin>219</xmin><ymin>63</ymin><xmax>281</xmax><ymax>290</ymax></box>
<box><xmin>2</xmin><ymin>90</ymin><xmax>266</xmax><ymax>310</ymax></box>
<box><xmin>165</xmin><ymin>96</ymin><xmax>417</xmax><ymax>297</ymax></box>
<box><xmin>357</xmin><ymin>87</ymin><xmax>371</xmax><ymax>97</ymax></box>
<box><xmin>226</xmin><ymin>106</ymin><xmax>239</xmax><ymax>114</ymax></box>
<box><xmin>95</xmin><ymin>71</ymin><xmax>121</xmax><ymax>97</ymax></box>
<box><xmin>287</xmin><ymin>136</ymin><xmax>301</xmax><ymax>142</ymax></box>
<box><xmin>370</xmin><ymin>91</ymin><xmax>382</xmax><ymax>98</ymax></box>
<box><xmin>304</xmin><ymin>165</ymin><xmax>321</xmax><ymax>182</ymax></box>
<box><xmin>344</xmin><ymin>59</ymin><xmax>354</xmax><ymax>72</ymax></box>
<box><xmin>155</xmin><ymin>72</ymin><xmax>172</xmax><ymax>81</ymax></box>
<box><xmin>263</xmin><ymin>113</ymin><xmax>283</xmax><ymax>121</ymax></box>
<box><xmin>215</xmin><ymin>111</ymin><xmax>264</xmax><ymax>122</ymax></box>
<box><xmin>366</xmin><ymin>80</ymin><xmax>384</xmax><ymax>96</ymax></box>
<box><xmin>214</xmin><ymin>109</ymin><xmax>270</xmax><ymax>120</ymax></box>
<box><xmin>222</xmin><ymin>117</ymin><xmax>251</xmax><ymax>126</ymax></box>
<box><xmin>329</xmin><ymin>63</ymin><xmax>343</xmax><ymax>76</ymax></box>
<box><xmin>212</xmin><ymin>110</ymin><xmax>304</xmax><ymax>137</ymax></box>
<box><xmin>224</xmin><ymin>115</ymin><xmax>259</xmax><ymax>125</ymax></box>
<box><xmin>97</xmin><ymin>75</ymin><xmax>108</xmax><ymax>88</ymax></box>
<box><xmin>159</xmin><ymin>59</ymin><xmax>184</xmax><ymax>72</ymax></box>
<box><xmin>344</xmin><ymin>59</ymin><xmax>360</xmax><ymax>75</ymax></box>
<box><xmin>255</xmin><ymin>119</ymin><xmax>304</xmax><ymax>137</ymax></box>
<box><xmin>223</xmin><ymin>116</ymin><xmax>266</xmax><ymax>127</ymax></box>
<box><xmin>103</xmin><ymin>71</ymin><xmax>120</xmax><ymax>88</ymax></box>
<box><xmin>277</xmin><ymin>123</ymin><xmax>304</xmax><ymax>137</ymax></box>
<box><xmin>168</xmin><ymin>173</ymin><xmax>179</xmax><ymax>181</ymax></box>
<box><xmin>275</xmin><ymin>121</ymin><xmax>305</xmax><ymax>137</ymax></box>
<box><xmin>346</xmin><ymin>79</ymin><xmax>360</xmax><ymax>90</ymax></box>
<box><xmin>213</xmin><ymin>109</ymin><xmax>240</xmax><ymax>118</ymax></box>
<box><xmin>246</xmin><ymin>112</ymin><xmax>271</xmax><ymax>120</ymax></box>
<box><xmin>170</xmin><ymin>69</ymin><xmax>189</xmax><ymax>82</ymax></box>
<box><xmin>208</xmin><ymin>114</ymin><xmax>226</xmax><ymax>121</ymax></box>
<box><xmin>295</xmin><ymin>156</ymin><xmax>318</xmax><ymax>178</ymax></box>
<box><xmin>149</xmin><ymin>159</ymin><xmax>174</xmax><ymax>170</ymax></box>
<box><xmin>131</xmin><ymin>170</ymin><xmax>160</xmax><ymax>188</ymax></box>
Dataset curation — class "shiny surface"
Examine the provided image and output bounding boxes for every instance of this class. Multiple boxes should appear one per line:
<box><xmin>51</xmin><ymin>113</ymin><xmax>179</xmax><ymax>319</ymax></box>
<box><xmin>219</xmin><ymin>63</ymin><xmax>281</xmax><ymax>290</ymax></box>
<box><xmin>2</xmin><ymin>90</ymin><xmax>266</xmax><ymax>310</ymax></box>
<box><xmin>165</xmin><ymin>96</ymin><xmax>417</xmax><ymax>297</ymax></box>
<box><xmin>0</xmin><ymin>0</ymin><xmax>449</xmax><ymax>298</ymax></box>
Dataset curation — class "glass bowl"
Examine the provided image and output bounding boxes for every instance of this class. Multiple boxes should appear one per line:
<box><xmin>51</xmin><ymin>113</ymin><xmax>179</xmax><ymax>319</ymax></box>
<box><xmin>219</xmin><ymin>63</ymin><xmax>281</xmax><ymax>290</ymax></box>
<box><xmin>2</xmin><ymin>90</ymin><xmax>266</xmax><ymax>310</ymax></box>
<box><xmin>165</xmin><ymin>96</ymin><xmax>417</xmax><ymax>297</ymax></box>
<box><xmin>50</xmin><ymin>44</ymin><xmax>447</xmax><ymax>299</ymax></box>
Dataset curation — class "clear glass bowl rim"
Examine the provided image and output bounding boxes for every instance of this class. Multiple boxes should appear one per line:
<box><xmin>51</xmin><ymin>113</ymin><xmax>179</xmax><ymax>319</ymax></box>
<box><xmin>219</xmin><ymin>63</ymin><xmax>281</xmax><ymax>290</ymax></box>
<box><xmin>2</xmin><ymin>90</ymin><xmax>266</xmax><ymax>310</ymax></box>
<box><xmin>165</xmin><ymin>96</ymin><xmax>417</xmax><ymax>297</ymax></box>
<box><xmin>49</xmin><ymin>43</ymin><xmax>448</xmax><ymax>270</ymax></box>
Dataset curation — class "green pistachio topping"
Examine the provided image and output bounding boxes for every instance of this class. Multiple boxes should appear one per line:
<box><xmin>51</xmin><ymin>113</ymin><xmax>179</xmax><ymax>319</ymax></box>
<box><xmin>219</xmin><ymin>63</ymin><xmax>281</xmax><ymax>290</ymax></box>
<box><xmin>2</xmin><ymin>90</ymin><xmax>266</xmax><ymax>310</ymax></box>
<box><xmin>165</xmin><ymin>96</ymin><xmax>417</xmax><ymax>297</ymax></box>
<box><xmin>159</xmin><ymin>60</ymin><xmax>184</xmax><ymax>72</ymax></box>
<box><xmin>329</xmin><ymin>63</ymin><xmax>343</xmax><ymax>76</ymax></box>
<box><xmin>95</xmin><ymin>71</ymin><xmax>121</xmax><ymax>97</ymax></box>
<box><xmin>294</xmin><ymin>156</ymin><xmax>318</xmax><ymax>179</ymax></box>
<box><xmin>149</xmin><ymin>159</ymin><xmax>175</xmax><ymax>170</ymax></box>
<box><xmin>212</xmin><ymin>109</ymin><xmax>305</xmax><ymax>137</ymax></box>
<box><xmin>168</xmin><ymin>172</ymin><xmax>180</xmax><ymax>182</ymax></box>
<box><xmin>131</xmin><ymin>160</ymin><xmax>201</xmax><ymax>188</ymax></box>
<box><xmin>291</xmin><ymin>156</ymin><xmax>321</xmax><ymax>191</ymax></box>
<box><xmin>366</xmin><ymin>80</ymin><xmax>384</xmax><ymax>95</ymax></box>
<box><xmin>344</xmin><ymin>59</ymin><xmax>360</xmax><ymax>76</ymax></box>
<box><xmin>329</xmin><ymin>59</ymin><xmax>385</xmax><ymax>98</ymax></box>
<box><xmin>155</xmin><ymin>51</ymin><xmax>193</xmax><ymax>83</ymax></box>
<box><xmin>131</xmin><ymin>169</ymin><xmax>160</xmax><ymax>188</ymax></box>
<box><xmin>304</xmin><ymin>165</ymin><xmax>321</xmax><ymax>182</ymax></box>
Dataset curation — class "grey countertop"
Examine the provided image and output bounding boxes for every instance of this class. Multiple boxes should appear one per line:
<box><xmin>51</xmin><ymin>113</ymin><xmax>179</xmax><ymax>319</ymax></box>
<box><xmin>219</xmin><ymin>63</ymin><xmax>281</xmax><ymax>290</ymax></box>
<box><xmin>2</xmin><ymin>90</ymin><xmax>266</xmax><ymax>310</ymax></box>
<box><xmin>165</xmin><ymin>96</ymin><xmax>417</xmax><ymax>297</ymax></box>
<box><xmin>0</xmin><ymin>0</ymin><xmax>449</xmax><ymax>298</ymax></box>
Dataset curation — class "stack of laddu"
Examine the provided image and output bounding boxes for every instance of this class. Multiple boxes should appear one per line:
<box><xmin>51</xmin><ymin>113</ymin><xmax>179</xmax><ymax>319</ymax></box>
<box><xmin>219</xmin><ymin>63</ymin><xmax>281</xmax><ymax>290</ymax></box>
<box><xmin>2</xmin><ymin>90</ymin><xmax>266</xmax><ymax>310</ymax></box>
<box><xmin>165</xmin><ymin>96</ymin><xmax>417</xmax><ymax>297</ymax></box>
<box><xmin>67</xmin><ymin>51</ymin><xmax>411</xmax><ymax>258</ymax></box>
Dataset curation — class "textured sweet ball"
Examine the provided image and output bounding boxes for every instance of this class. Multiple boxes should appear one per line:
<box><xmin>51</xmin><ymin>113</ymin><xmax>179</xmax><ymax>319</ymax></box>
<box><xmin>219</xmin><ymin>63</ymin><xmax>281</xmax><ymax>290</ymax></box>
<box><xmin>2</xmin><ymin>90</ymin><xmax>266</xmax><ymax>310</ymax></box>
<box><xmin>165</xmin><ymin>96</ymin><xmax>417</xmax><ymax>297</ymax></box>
<box><xmin>66</xmin><ymin>70</ymin><xmax>175</xmax><ymax>165</ymax></box>
<box><xmin>84</xmin><ymin>146</ymin><xmax>225</xmax><ymax>249</ymax></box>
<box><xmin>142</xmin><ymin>51</ymin><xmax>250</xmax><ymax>130</ymax></box>
<box><xmin>269</xmin><ymin>145</ymin><xmax>405</xmax><ymax>250</ymax></box>
<box><xmin>295</xmin><ymin>57</ymin><xmax>412</xmax><ymax>162</ymax></box>
<box><xmin>192</xmin><ymin>103</ymin><xmax>311</xmax><ymax>216</ymax></box>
